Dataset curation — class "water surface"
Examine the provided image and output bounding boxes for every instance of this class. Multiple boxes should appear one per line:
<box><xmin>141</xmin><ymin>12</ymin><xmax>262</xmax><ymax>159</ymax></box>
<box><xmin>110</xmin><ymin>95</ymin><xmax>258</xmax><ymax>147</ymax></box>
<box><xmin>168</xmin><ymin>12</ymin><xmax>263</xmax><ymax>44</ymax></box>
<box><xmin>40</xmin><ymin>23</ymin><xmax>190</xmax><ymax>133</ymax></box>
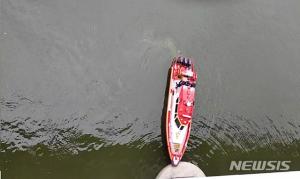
<box><xmin>1</xmin><ymin>0</ymin><xmax>300</xmax><ymax>178</ymax></box>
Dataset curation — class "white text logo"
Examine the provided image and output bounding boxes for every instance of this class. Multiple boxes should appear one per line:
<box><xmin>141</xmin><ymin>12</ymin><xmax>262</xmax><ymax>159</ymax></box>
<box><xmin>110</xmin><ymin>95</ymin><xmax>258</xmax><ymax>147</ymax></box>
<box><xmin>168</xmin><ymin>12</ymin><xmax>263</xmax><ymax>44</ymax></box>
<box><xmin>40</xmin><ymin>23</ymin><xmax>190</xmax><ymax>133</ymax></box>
<box><xmin>229</xmin><ymin>160</ymin><xmax>291</xmax><ymax>171</ymax></box>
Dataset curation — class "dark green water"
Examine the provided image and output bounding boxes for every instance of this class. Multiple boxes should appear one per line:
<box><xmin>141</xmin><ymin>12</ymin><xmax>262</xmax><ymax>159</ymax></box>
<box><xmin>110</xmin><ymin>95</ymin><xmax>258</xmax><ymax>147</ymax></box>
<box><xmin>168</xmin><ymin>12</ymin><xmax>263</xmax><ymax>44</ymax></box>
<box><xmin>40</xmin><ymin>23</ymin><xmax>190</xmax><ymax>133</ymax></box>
<box><xmin>1</xmin><ymin>0</ymin><xmax>300</xmax><ymax>178</ymax></box>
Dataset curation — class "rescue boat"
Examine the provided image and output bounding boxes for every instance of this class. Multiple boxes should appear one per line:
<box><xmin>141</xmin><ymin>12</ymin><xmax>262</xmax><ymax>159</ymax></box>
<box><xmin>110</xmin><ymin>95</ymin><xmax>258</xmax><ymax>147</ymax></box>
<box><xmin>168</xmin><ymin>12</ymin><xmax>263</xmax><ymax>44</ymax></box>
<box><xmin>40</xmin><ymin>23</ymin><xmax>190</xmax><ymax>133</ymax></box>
<box><xmin>166</xmin><ymin>56</ymin><xmax>197</xmax><ymax>166</ymax></box>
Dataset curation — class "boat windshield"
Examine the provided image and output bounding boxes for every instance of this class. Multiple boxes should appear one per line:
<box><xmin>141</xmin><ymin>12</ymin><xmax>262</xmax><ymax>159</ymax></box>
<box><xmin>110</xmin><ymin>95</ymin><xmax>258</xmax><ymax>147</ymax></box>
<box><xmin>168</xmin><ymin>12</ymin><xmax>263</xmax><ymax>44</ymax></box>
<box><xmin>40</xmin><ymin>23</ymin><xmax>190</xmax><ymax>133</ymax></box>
<box><xmin>176</xmin><ymin>81</ymin><xmax>196</xmax><ymax>88</ymax></box>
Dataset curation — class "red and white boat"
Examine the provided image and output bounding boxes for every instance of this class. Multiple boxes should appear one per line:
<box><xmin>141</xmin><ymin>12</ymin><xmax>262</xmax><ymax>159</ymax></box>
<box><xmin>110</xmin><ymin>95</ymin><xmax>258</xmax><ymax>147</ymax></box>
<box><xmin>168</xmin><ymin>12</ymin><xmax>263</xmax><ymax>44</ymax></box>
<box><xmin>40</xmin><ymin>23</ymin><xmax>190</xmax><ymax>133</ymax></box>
<box><xmin>166</xmin><ymin>56</ymin><xmax>197</xmax><ymax>166</ymax></box>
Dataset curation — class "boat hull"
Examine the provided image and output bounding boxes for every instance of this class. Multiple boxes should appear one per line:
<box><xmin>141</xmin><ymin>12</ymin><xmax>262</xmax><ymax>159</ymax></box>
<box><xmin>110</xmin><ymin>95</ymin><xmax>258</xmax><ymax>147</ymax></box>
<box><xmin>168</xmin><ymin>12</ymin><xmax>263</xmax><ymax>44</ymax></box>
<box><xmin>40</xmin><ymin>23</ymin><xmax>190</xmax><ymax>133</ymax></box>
<box><xmin>165</xmin><ymin>56</ymin><xmax>197</xmax><ymax>166</ymax></box>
